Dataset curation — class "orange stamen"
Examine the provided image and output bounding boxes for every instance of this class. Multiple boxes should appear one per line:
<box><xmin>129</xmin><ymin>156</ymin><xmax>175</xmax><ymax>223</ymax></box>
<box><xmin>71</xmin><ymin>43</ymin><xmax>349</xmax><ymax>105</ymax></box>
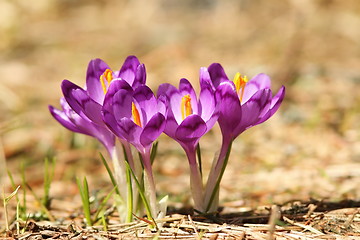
<box><xmin>181</xmin><ymin>94</ymin><xmax>193</xmax><ymax>120</ymax></box>
<box><xmin>233</xmin><ymin>73</ymin><xmax>248</xmax><ymax>102</ymax></box>
<box><xmin>132</xmin><ymin>102</ymin><xmax>142</xmax><ymax>127</ymax></box>
<box><xmin>100</xmin><ymin>69</ymin><xmax>113</xmax><ymax>93</ymax></box>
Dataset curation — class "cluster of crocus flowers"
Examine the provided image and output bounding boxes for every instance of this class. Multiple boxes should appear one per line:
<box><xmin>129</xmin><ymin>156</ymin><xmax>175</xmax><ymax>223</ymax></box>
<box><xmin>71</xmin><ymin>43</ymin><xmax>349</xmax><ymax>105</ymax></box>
<box><xmin>50</xmin><ymin>55</ymin><xmax>285</xmax><ymax>221</ymax></box>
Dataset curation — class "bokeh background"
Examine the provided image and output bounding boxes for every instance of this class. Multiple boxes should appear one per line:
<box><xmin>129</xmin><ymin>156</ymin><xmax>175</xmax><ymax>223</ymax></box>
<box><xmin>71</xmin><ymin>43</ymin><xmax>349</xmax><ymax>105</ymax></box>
<box><xmin>1</xmin><ymin>0</ymin><xmax>360</xmax><ymax>212</ymax></box>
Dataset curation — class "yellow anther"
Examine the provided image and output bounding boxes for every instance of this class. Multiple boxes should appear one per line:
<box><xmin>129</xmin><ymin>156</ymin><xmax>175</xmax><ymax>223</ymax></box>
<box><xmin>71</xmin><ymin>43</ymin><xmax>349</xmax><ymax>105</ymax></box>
<box><xmin>233</xmin><ymin>72</ymin><xmax>248</xmax><ymax>102</ymax></box>
<box><xmin>181</xmin><ymin>94</ymin><xmax>193</xmax><ymax>120</ymax></box>
<box><xmin>100</xmin><ymin>69</ymin><xmax>113</xmax><ymax>94</ymax></box>
<box><xmin>132</xmin><ymin>102</ymin><xmax>142</xmax><ymax>127</ymax></box>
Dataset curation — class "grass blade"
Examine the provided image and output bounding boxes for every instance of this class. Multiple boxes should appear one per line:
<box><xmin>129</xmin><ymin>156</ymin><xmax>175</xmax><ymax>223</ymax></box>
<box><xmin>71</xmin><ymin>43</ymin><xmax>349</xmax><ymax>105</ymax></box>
<box><xmin>20</xmin><ymin>162</ymin><xmax>27</xmax><ymax>217</ymax></box>
<box><xmin>205</xmin><ymin>140</ymin><xmax>233</xmax><ymax>213</ymax></box>
<box><xmin>196</xmin><ymin>143</ymin><xmax>202</xmax><ymax>177</ymax></box>
<box><xmin>25</xmin><ymin>182</ymin><xmax>55</xmax><ymax>221</ymax></box>
<box><xmin>150</xmin><ymin>141</ymin><xmax>158</xmax><ymax>165</ymax></box>
<box><xmin>3</xmin><ymin>186</ymin><xmax>20</xmax><ymax>231</ymax></box>
<box><xmin>76</xmin><ymin>177</ymin><xmax>92</xmax><ymax>226</ymax></box>
<box><xmin>93</xmin><ymin>186</ymin><xmax>117</xmax><ymax>223</ymax></box>
<box><xmin>124</xmin><ymin>161</ymin><xmax>156</xmax><ymax>227</ymax></box>
<box><xmin>125</xmin><ymin>162</ymin><xmax>133</xmax><ymax>222</ymax></box>
<box><xmin>100</xmin><ymin>153</ymin><xmax>120</xmax><ymax>196</ymax></box>
<box><xmin>43</xmin><ymin>157</ymin><xmax>55</xmax><ymax>208</ymax></box>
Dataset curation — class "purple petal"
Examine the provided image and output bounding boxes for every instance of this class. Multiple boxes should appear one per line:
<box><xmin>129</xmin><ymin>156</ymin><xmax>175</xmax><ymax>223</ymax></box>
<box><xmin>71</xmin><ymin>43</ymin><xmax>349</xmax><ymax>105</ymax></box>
<box><xmin>179</xmin><ymin>78</ymin><xmax>198</xmax><ymax>114</ymax></box>
<box><xmin>257</xmin><ymin>85</ymin><xmax>286</xmax><ymax>124</ymax></box>
<box><xmin>242</xmin><ymin>73</ymin><xmax>271</xmax><ymax>103</ymax></box>
<box><xmin>204</xmin><ymin>107</ymin><xmax>219</xmax><ymax>134</ymax></box>
<box><xmin>175</xmin><ymin>114</ymin><xmax>207</xmax><ymax>143</ymax></box>
<box><xmin>108</xmin><ymin>79</ymin><xmax>133</xmax><ymax>93</ymax></box>
<box><xmin>117</xmin><ymin>55</ymin><xmax>141</xmax><ymax>86</ymax></box>
<box><xmin>133</xmin><ymin>85</ymin><xmax>157</xmax><ymax>123</ymax></box>
<box><xmin>208</xmin><ymin>63</ymin><xmax>230</xmax><ymax>88</ymax></box>
<box><xmin>199</xmin><ymin>80</ymin><xmax>219</xmax><ymax>133</ymax></box>
<box><xmin>49</xmin><ymin>105</ymin><xmax>85</xmax><ymax>134</ymax></box>
<box><xmin>270</xmin><ymin>85</ymin><xmax>285</xmax><ymax>109</ymax></box>
<box><xmin>60</xmin><ymin>98</ymin><xmax>108</xmax><ymax>139</ymax></box>
<box><xmin>112</xmin><ymin>89</ymin><xmax>133</xmax><ymax>122</ymax></box>
<box><xmin>61</xmin><ymin>80</ymin><xmax>104</xmax><ymax>125</ymax></box>
<box><xmin>157</xmin><ymin>83</ymin><xmax>178</xmax><ymax>99</ymax></box>
<box><xmin>234</xmin><ymin>89</ymin><xmax>272</xmax><ymax>136</ymax></box>
<box><xmin>102</xmin><ymin>109</ymin><xmax>125</xmax><ymax>139</ymax></box>
<box><xmin>157</xmin><ymin>83</ymin><xmax>183</xmax><ymax>124</ymax></box>
<box><xmin>134</xmin><ymin>64</ymin><xmax>146</xmax><ymax>87</ymax></box>
<box><xmin>51</xmin><ymin>102</ymin><xmax>116</xmax><ymax>155</ymax></box>
<box><xmin>167</xmin><ymin>90</ymin><xmax>183</xmax><ymax>125</ymax></box>
<box><xmin>140</xmin><ymin>113</ymin><xmax>166</xmax><ymax>147</ymax></box>
<box><xmin>199</xmin><ymin>67</ymin><xmax>213</xmax><ymax>90</ymax></box>
<box><xmin>199</xmin><ymin>80</ymin><xmax>216</xmax><ymax>121</ymax></box>
<box><xmin>117</xmin><ymin>118</ymin><xmax>143</xmax><ymax>150</ymax></box>
<box><xmin>216</xmin><ymin>82</ymin><xmax>242</xmax><ymax>139</ymax></box>
<box><xmin>163</xmin><ymin>111</ymin><xmax>179</xmax><ymax>138</ymax></box>
<box><xmin>157</xmin><ymin>95</ymin><xmax>168</xmax><ymax>117</ymax></box>
<box><xmin>86</xmin><ymin>58</ymin><xmax>110</xmax><ymax>104</ymax></box>
<box><xmin>103</xmin><ymin>80</ymin><xmax>133</xmax><ymax>114</ymax></box>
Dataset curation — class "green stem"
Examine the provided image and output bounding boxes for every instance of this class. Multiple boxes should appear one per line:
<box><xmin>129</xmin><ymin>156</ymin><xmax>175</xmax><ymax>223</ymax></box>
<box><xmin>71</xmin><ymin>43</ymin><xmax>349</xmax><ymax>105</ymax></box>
<box><xmin>184</xmin><ymin>145</ymin><xmax>204</xmax><ymax>212</ymax></box>
<box><xmin>141</xmin><ymin>149</ymin><xmax>158</xmax><ymax>218</ymax></box>
<box><xmin>204</xmin><ymin>139</ymin><xmax>233</xmax><ymax>213</ymax></box>
<box><xmin>121</xmin><ymin>141</ymin><xmax>134</xmax><ymax>170</ymax></box>
<box><xmin>76</xmin><ymin>177</ymin><xmax>92</xmax><ymax>226</ymax></box>
<box><xmin>150</xmin><ymin>141</ymin><xmax>159</xmax><ymax>165</ymax></box>
<box><xmin>196</xmin><ymin>143</ymin><xmax>202</xmax><ymax>178</ymax></box>
<box><xmin>125</xmin><ymin>161</ymin><xmax>155</xmax><ymax>224</ymax></box>
<box><xmin>3</xmin><ymin>189</ymin><xmax>9</xmax><ymax>231</ymax></box>
<box><xmin>110</xmin><ymin>147</ymin><xmax>127</xmax><ymax>199</ymax></box>
<box><xmin>100</xmin><ymin>153</ymin><xmax>120</xmax><ymax>195</ymax></box>
<box><xmin>125</xmin><ymin>163</ymin><xmax>133</xmax><ymax>222</ymax></box>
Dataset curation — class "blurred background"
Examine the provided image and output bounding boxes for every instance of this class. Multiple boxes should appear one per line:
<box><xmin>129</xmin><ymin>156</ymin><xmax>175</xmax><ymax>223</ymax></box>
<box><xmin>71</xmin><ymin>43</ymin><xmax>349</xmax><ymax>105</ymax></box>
<box><xmin>1</xmin><ymin>0</ymin><xmax>360</xmax><ymax>211</ymax></box>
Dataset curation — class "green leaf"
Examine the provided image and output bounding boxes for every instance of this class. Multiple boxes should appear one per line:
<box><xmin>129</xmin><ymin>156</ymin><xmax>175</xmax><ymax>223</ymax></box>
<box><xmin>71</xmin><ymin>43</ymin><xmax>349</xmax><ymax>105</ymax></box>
<box><xmin>100</xmin><ymin>153</ymin><xmax>121</xmax><ymax>196</ymax></box>
<box><xmin>93</xmin><ymin>186</ymin><xmax>117</xmax><ymax>223</ymax></box>
<box><xmin>125</xmin><ymin>163</ymin><xmax>133</xmax><ymax>222</ymax></box>
<box><xmin>150</xmin><ymin>141</ymin><xmax>159</xmax><ymax>165</ymax></box>
<box><xmin>76</xmin><ymin>177</ymin><xmax>92</xmax><ymax>226</ymax></box>
<box><xmin>4</xmin><ymin>185</ymin><xmax>20</xmax><ymax>204</ymax></box>
<box><xmin>124</xmin><ymin>161</ymin><xmax>155</xmax><ymax>226</ymax></box>
<box><xmin>43</xmin><ymin>157</ymin><xmax>56</xmax><ymax>208</ymax></box>
<box><xmin>196</xmin><ymin>143</ymin><xmax>202</xmax><ymax>177</ymax></box>
<box><xmin>205</xmin><ymin>140</ymin><xmax>233</xmax><ymax>212</ymax></box>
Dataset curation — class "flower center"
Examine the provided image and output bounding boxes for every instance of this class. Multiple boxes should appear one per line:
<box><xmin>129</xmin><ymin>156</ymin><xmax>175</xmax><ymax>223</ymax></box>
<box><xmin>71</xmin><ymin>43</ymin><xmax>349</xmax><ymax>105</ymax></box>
<box><xmin>233</xmin><ymin>72</ymin><xmax>248</xmax><ymax>102</ymax></box>
<box><xmin>132</xmin><ymin>102</ymin><xmax>142</xmax><ymax>127</ymax></box>
<box><xmin>181</xmin><ymin>94</ymin><xmax>193</xmax><ymax>120</ymax></box>
<box><xmin>100</xmin><ymin>69</ymin><xmax>113</xmax><ymax>94</ymax></box>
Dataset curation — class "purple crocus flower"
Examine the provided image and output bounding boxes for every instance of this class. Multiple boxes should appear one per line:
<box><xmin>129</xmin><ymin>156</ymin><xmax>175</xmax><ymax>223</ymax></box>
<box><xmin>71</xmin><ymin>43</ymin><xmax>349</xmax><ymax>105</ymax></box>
<box><xmin>201</xmin><ymin>63</ymin><xmax>286</xmax><ymax>212</ymax></box>
<box><xmin>158</xmin><ymin>78</ymin><xmax>219</xmax><ymax>211</ymax></box>
<box><xmin>203</xmin><ymin>63</ymin><xmax>285</xmax><ymax>153</ymax></box>
<box><xmin>102</xmin><ymin>80</ymin><xmax>167</xmax><ymax>217</ymax></box>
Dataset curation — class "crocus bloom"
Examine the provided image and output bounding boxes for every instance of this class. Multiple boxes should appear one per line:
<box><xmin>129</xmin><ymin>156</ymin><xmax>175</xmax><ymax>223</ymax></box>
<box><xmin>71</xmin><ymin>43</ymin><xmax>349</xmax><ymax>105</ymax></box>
<box><xmin>203</xmin><ymin>63</ymin><xmax>285</xmax><ymax>149</ymax></box>
<box><xmin>201</xmin><ymin>63</ymin><xmax>285</xmax><ymax>212</ymax></box>
<box><xmin>102</xmin><ymin>80</ymin><xmax>167</xmax><ymax>217</ymax></box>
<box><xmin>158</xmin><ymin>78</ymin><xmax>219</xmax><ymax>211</ymax></box>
